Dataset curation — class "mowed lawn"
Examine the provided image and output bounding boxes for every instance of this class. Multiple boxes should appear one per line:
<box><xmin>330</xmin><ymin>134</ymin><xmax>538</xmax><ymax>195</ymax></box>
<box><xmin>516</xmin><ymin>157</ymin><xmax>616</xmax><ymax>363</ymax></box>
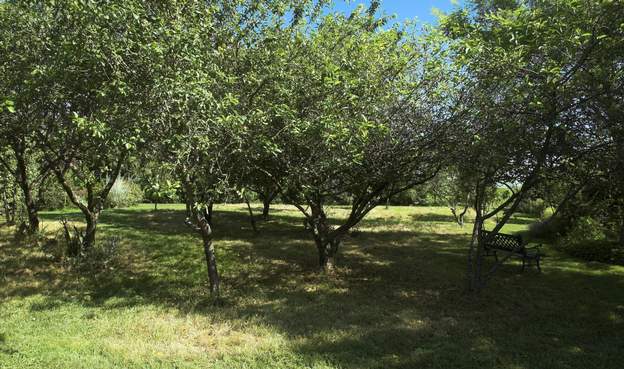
<box><xmin>1</xmin><ymin>204</ymin><xmax>623</xmax><ymax>369</ymax></box>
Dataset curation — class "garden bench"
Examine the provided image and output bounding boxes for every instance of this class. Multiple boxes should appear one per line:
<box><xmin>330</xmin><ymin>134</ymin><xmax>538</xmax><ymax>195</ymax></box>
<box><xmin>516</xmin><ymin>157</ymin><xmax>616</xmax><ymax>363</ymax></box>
<box><xmin>480</xmin><ymin>230</ymin><xmax>542</xmax><ymax>272</ymax></box>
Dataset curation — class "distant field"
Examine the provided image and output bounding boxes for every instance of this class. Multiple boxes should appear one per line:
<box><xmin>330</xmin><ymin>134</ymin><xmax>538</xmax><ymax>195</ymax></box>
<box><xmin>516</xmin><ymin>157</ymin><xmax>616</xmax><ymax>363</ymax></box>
<box><xmin>1</xmin><ymin>204</ymin><xmax>623</xmax><ymax>369</ymax></box>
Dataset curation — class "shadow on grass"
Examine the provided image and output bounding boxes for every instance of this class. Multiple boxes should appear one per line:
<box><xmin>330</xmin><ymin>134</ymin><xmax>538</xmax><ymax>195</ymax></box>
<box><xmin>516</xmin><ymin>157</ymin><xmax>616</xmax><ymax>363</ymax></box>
<box><xmin>2</xmin><ymin>206</ymin><xmax>624</xmax><ymax>368</ymax></box>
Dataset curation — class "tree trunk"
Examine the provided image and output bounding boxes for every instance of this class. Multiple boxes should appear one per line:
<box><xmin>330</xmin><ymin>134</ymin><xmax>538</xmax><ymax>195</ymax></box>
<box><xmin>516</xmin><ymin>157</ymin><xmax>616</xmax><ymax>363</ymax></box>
<box><xmin>450</xmin><ymin>207</ymin><xmax>459</xmax><ymax>225</ymax></box>
<box><xmin>458</xmin><ymin>205</ymin><xmax>469</xmax><ymax>227</ymax></box>
<box><xmin>467</xmin><ymin>215</ymin><xmax>485</xmax><ymax>292</ymax></box>
<box><xmin>199</xmin><ymin>213</ymin><xmax>219</xmax><ymax>297</ymax></box>
<box><xmin>619</xmin><ymin>221</ymin><xmax>624</xmax><ymax>249</ymax></box>
<box><xmin>467</xmin><ymin>182</ymin><xmax>485</xmax><ymax>293</ymax></box>
<box><xmin>14</xmin><ymin>145</ymin><xmax>39</xmax><ymax>233</ymax></box>
<box><xmin>181</xmin><ymin>175</ymin><xmax>220</xmax><ymax>297</ymax></box>
<box><xmin>83</xmin><ymin>210</ymin><xmax>99</xmax><ymax>250</ymax></box>
<box><xmin>316</xmin><ymin>238</ymin><xmax>340</xmax><ymax>272</ymax></box>
<box><xmin>154</xmin><ymin>202</ymin><xmax>158</xmax><ymax>211</ymax></box>
<box><xmin>262</xmin><ymin>197</ymin><xmax>271</xmax><ymax>220</ymax></box>
<box><xmin>206</xmin><ymin>202</ymin><xmax>213</xmax><ymax>226</ymax></box>
<box><xmin>185</xmin><ymin>201</ymin><xmax>192</xmax><ymax>218</ymax></box>
<box><xmin>245</xmin><ymin>197</ymin><xmax>258</xmax><ymax>233</ymax></box>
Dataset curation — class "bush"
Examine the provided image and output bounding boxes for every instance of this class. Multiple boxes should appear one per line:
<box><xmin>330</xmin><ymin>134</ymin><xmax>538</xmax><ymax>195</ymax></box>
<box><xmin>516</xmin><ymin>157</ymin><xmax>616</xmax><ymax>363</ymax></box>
<box><xmin>38</xmin><ymin>177</ymin><xmax>70</xmax><ymax>210</ymax></box>
<box><xmin>556</xmin><ymin>216</ymin><xmax>624</xmax><ymax>264</ymax></box>
<box><xmin>526</xmin><ymin>217</ymin><xmax>568</xmax><ymax>242</ymax></box>
<box><xmin>105</xmin><ymin>177</ymin><xmax>144</xmax><ymax>209</ymax></box>
<box><xmin>518</xmin><ymin>198</ymin><xmax>548</xmax><ymax>218</ymax></box>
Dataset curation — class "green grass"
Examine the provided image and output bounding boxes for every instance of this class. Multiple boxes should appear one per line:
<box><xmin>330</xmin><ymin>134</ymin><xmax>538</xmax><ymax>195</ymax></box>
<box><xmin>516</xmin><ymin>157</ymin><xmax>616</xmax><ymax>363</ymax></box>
<box><xmin>1</xmin><ymin>204</ymin><xmax>623</xmax><ymax>369</ymax></box>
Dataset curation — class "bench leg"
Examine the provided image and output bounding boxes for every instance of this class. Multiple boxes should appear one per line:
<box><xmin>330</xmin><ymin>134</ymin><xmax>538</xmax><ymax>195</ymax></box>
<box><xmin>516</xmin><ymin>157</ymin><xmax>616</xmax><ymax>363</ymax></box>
<box><xmin>522</xmin><ymin>258</ymin><xmax>526</xmax><ymax>272</ymax></box>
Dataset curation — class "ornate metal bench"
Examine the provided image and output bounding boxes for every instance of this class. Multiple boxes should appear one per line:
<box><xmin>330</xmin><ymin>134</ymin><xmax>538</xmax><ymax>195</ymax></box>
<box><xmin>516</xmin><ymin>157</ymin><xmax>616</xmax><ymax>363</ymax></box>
<box><xmin>480</xmin><ymin>230</ymin><xmax>542</xmax><ymax>272</ymax></box>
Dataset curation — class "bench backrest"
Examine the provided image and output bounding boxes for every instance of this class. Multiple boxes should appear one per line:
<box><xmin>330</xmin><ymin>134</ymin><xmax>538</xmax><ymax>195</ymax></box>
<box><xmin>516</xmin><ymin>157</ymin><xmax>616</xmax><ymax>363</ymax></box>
<box><xmin>480</xmin><ymin>230</ymin><xmax>524</xmax><ymax>253</ymax></box>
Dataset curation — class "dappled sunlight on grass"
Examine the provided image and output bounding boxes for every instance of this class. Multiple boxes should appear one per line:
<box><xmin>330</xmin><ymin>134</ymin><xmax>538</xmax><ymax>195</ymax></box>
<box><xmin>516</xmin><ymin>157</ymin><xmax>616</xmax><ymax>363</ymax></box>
<box><xmin>1</xmin><ymin>205</ymin><xmax>623</xmax><ymax>368</ymax></box>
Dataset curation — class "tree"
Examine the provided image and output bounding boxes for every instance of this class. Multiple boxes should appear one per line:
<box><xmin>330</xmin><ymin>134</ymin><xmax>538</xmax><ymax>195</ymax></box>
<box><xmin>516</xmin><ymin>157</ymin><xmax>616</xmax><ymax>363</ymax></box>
<box><xmin>0</xmin><ymin>4</ymin><xmax>53</xmax><ymax>233</ymax></box>
<box><xmin>442</xmin><ymin>0</ymin><xmax>623</xmax><ymax>291</ymax></box>
<box><xmin>428</xmin><ymin>169</ymin><xmax>473</xmax><ymax>227</ymax></box>
<box><xmin>257</xmin><ymin>6</ymin><xmax>453</xmax><ymax>271</ymax></box>
<box><xmin>147</xmin><ymin>0</ymin><xmax>308</xmax><ymax>296</ymax></box>
<box><xmin>18</xmin><ymin>1</ymin><xmax>160</xmax><ymax>252</ymax></box>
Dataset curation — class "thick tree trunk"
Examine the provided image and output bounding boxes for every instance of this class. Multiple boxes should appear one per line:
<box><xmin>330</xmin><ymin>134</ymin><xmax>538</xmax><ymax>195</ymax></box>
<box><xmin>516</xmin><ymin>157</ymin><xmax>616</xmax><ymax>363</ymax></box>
<box><xmin>619</xmin><ymin>221</ymin><xmax>624</xmax><ymax>248</ymax></box>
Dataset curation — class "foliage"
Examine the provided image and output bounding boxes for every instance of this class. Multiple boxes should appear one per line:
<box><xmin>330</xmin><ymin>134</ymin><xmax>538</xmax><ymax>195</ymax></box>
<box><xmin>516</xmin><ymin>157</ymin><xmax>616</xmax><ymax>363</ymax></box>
<box><xmin>253</xmin><ymin>5</ymin><xmax>452</xmax><ymax>270</ymax></box>
<box><xmin>517</xmin><ymin>198</ymin><xmax>548</xmax><ymax>219</ymax></box>
<box><xmin>37</xmin><ymin>177</ymin><xmax>70</xmax><ymax>210</ymax></box>
<box><xmin>104</xmin><ymin>178</ymin><xmax>144</xmax><ymax>209</ymax></box>
<box><xmin>441</xmin><ymin>0</ymin><xmax>624</xmax><ymax>291</ymax></box>
<box><xmin>556</xmin><ymin>216</ymin><xmax>623</xmax><ymax>264</ymax></box>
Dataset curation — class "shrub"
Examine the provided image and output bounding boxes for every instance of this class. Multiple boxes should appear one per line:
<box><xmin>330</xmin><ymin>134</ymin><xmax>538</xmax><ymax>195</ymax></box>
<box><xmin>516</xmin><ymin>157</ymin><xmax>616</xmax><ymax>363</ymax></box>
<box><xmin>105</xmin><ymin>177</ymin><xmax>144</xmax><ymax>209</ymax></box>
<box><xmin>38</xmin><ymin>178</ymin><xmax>70</xmax><ymax>210</ymax></box>
<box><xmin>518</xmin><ymin>198</ymin><xmax>548</xmax><ymax>218</ymax></box>
<box><xmin>526</xmin><ymin>217</ymin><xmax>568</xmax><ymax>242</ymax></box>
<box><xmin>556</xmin><ymin>216</ymin><xmax>624</xmax><ymax>264</ymax></box>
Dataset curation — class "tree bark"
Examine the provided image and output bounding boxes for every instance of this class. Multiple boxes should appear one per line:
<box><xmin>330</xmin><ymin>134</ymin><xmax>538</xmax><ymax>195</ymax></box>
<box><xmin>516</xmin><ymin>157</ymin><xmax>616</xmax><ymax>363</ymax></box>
<box><xmin>199</xmin><ymin>215</ymin><xmax>220</xmax><ymax>297</ymax></box>
<box><xmin>458</xmin><ymin>205</ymin><xmax>469</xmax><ymax>227</ymax></box>
<box><xmin>619</xmin><ymin>221</ymin><xmax>624</xmax><ymax>249</ymax></box>
<box><xmin>467</xmin><ymin>215</ymin><xmax>484</xmax><ymax>292</ymax></box>
<box><xmin>83</xmin><ymin>210</ymin><xmax>98</xmax><ymax>250</ymax></box>
<box><xmin>182</xmin><ymin>175</ymin><xmax>220</xmax><ymax>297</ymax></box>
<box><xmin>262</xmin><ymin>197</ymin><xmax>271</xmax><ymax>220</ymax></box>
<box><xmin>206</xmin><ymin>202</ymin><xmax>213</xmax><ymax>226</ymax></box>
<box><xmin>467</xmin><ymin>182</ymin><xmax>485</xmax><ymax>293</ymax></box>
<box><xmin>14</xmin><ymin>153</ymin><xmax>39</xmax><ymax>233</ymax></box>
<box><xmin>316</xmin><ymin>238</ymin><xmax>340</xmax><ymax>272</ymax></box>
<box><xmin>259</xmin><ymin>188</ymin><xmax>277</xmax><ymax>220</ymax></box>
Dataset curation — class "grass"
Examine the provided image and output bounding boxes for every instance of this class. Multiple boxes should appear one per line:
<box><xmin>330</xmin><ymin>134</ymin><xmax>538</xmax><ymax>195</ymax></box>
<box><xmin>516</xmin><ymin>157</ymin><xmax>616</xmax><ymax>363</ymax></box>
<box><xmin>1</xmin><ymin>204</ymin><xmax>623</xmax><ymax>369</ymax></box>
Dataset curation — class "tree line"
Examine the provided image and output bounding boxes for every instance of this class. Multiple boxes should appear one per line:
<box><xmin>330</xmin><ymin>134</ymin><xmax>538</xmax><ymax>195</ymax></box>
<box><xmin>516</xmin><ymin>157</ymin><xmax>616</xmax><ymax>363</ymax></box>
<box><xmin>1</xmin><ymin>0</ymin><xmax>622</xmax><ymax>295</ymax></box>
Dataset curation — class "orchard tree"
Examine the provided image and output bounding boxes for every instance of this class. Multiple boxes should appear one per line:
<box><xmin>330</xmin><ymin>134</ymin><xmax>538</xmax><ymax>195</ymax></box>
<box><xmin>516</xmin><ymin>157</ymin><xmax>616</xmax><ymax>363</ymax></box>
<box><xmin>428</xmin><ymin>169</ymin><xmax>473</xmax><ymax>227</ymax></box>
<box><xmin>148</xmin><ymin>0</ymin><xmax>313</xmax><ymax>296</ymax></box>
<box><xmin>257</xmin><ymin>5</ymin><xmax>454</xmax><ymax>271</ymax></box>
<box><xmin>28</xmin><ymin>1</ymin><xmax>159</xmax><ymax>252</ymax></box>
<box><xmin>442</xmin><ymin>0</ymin><xmax>623</xmax><ymax>291</ymax></box>
<box><xmin>0</xmin><ymin>4</ymin><xmax>53</xmax><ymax>233</ymax></box>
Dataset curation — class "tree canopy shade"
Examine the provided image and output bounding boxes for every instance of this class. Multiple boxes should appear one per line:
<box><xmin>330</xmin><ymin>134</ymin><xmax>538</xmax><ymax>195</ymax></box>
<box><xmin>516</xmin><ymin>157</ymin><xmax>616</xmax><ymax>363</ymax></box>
<box><xmin>441</xmin><ymin>0</ymin><xmax>624</xmax><ymax>291</ymax></box>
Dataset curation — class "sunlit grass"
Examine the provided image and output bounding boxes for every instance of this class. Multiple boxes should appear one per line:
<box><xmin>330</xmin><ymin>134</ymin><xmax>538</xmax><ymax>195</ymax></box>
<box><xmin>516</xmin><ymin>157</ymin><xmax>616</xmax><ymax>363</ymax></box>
<box><xmin>1</xmin><ymin>204</ymin><xmax>623</xmax><ymax>369</ymax></box>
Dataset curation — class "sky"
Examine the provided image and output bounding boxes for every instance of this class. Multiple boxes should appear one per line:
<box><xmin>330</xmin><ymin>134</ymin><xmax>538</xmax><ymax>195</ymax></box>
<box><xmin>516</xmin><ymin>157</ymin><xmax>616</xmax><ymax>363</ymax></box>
<box><xmin>331</xmin><ymin>0</ymin><xmax>462</xmax><ymax>25</ymax></box>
